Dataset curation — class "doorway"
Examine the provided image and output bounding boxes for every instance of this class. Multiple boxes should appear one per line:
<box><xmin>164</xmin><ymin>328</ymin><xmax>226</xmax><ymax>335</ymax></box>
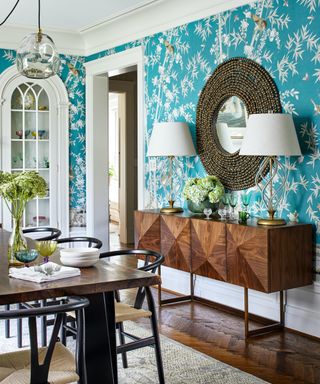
<box><xmin>85</xmin><ymin>47</ymin><xmax>144</xmax><ymax>250</ymax></box>
<box><xmin>108</xmin><ymin>70</ymin><xmax>138</xmax><ymax>248</ymax></box>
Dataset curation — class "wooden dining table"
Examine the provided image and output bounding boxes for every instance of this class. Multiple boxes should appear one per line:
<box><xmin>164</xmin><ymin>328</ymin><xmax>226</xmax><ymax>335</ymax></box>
<box><xmin>0</xmin><ymin>229</ymin><xmax>161</xmax><ymax>384</ymax></box>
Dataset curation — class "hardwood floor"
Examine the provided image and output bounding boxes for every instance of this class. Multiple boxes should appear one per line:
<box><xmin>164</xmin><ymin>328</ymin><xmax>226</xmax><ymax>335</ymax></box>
<box><xmin>110</xmin><ymin>240</ymin><xmax>320</xmax><ymax>383</ymax></box>
<box><xmin>151</xmin><ymin>291</ymin><xmax>320</xmax><ymax>384</ymax></box>
<box><xmin>112</xmin><ymin>253</ymin><xmax>320</xmax><ymax>383</ymax></box>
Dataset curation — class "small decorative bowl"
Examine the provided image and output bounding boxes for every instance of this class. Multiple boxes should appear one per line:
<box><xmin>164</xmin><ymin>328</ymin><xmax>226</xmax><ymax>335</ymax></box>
<box><xmin>38</xmin><ymin>130</ymin><xmax>46</xmax><ymax>139</ymax></box>
<box><xmin>15</xmin><ymin>130</ymin><xmax>23</xmax><ymax>139</ymax></box>
<box><xmin>15</xmin><ymin>249</ymin><xmax>39</xmax><ymax>264</ymax></box>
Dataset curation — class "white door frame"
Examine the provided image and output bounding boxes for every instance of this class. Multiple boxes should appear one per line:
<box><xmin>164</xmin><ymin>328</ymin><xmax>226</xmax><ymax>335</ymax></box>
<box><xmin>109</xmin><ymin>79</ymin><xmax>137</xmax><ymax>244</ymax></box>
<box><xmin>0</xmin><ymin>66</ymin><xmax>69</xmax><ymax>235</ymax></box>
<box><xmin>84</xmin><ymin>47</ymin><xmax>144</xmax><ymax>247</ymax></box>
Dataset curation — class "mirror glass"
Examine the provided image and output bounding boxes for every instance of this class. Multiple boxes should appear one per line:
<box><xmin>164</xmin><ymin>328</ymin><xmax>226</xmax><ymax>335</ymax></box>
<box><xmin>216</xmin><ymin>96</ymin><xmax>248</xmax><ymax>153</ymax></box>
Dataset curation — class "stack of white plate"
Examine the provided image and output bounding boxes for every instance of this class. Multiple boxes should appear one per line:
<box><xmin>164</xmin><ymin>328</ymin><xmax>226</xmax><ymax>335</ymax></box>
<box><xmin>60</xmin><ymin>248</ymin><xmax>100</xmax><ymax>267</ymax></box>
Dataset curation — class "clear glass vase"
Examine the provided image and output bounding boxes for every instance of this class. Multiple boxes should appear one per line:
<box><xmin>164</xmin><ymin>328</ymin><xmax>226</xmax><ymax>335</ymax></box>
<box><xmin>8</xmin><ymin>217</ymin><xmax>28</xmax><ymax>265</ymax></box>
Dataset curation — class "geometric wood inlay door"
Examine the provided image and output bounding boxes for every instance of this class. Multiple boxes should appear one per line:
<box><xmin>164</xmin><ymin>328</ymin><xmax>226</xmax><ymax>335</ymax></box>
<box><xmin>134</xmin><ymin>210</ymin><xmax>313</xmax><ymax>294</ymax></box>
<box><xmin>191</xmin><ymin>219</ymin><xmax>227</xmax><ymax>281</ymax></box>
<box><xmin>160</xmin><ymin>215</ymin><xmax>191</xmax><ymax>272</ymax></box>
<box><xmin>134</xmin><ymin>211</ymin><xmax>160</xmax><ymax>252</ymax></box>
<box><xmin>226</xmin><ymin>223</ymin><xmax>269</xmax><ymax>292</ymax></box>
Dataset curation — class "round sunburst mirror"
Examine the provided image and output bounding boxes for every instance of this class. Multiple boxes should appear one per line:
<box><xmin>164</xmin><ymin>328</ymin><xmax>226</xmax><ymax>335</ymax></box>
<box><xmin>196</xmin><ymin>57</ymin><xmax>282</xmax><ymax>190</ymax></box>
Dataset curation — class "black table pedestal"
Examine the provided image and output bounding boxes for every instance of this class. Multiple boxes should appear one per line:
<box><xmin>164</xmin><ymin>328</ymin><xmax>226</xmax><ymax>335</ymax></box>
<box><xmin>84</xmin><ymin>292</ymin><xmax>117</xmax><ymax>384</ymax></box>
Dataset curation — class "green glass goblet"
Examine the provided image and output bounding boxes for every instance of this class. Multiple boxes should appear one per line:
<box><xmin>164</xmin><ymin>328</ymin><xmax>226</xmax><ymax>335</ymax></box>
<box><xmin>220</xmin><ymin>194</ymin><xmax>229</xmax><ymax>220</ymax></box>
<box><xmin>241</xmin><ymin>192</ymin><xmax>252</xmax><ymax>210</ymax></box>
<box><xmin>35</xmin><ymin>240</ymin><xmax>57</xmax><ymax>264</ymax></box>
<box><xmin>227</xmin><ymin>193</ymin><xmax>238</xmax><ymax>221</ymax></box>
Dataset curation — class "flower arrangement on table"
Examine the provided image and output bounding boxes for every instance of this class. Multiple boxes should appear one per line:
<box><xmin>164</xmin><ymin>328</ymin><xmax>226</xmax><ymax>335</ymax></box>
<box><xmin>182</xmin><ymin>175</ymin><xmax>224</xmax><ymax>214</ymax></box>
<box><xmin>0</xmin><ymin>171</ymin><xmax>47</xmax><ymax>263</ymax></box>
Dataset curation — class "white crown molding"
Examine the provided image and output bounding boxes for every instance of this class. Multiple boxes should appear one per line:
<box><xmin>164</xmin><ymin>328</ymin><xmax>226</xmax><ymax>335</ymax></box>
<box><xmin>82</xmin><ymin>0</ymin><xmax>253</xmax><ymax>57</ymax></box>
<box><xmin>79</xmin><ymin>0</ymin><xmax>163</xmax><ymax>33</ymax></box>
<box><xmin>0</xmin><ymin>0</ymin><xmax>252</xmax><ymax>57</ymax></box>
<box><xmin>0</xmin><ymin>25</ymin><xmax>85</xmax><ymax>56</ymax></box>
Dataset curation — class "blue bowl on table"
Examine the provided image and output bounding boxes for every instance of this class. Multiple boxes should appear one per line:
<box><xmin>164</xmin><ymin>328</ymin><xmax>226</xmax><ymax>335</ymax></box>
<box><xmin>15</xmin><ymin>249</ymin><xmax>39</xmax><ymax>264</ymax></box>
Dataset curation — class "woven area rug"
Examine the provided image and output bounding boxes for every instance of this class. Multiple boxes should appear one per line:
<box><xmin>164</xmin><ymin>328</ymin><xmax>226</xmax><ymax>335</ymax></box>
<box><xmin>0</xmin><ymin>318</ymin><xmax>268</xmax><ymax>383</ymax></box>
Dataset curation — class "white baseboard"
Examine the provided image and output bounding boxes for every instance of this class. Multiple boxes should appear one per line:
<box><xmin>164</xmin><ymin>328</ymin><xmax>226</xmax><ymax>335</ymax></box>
<box><xmin>161</xmin><ymin>266</ymin><xmax>320</xmax><ymax>338</ymax></box>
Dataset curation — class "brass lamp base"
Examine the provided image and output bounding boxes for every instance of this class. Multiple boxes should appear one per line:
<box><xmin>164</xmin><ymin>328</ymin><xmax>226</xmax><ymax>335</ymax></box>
<box><xmin>160</xmin><ymin>207</ymin><xmax>183</xmax><ymax>214</ymax></box>
<box><xmin>257</xmin><ymin>217</ymin><xmax>286</xmax><ymax>226</ymax></box>
<box><xmin>160</xmin><ymin>200</ymin><xmax>183</xmax><ymax>214</ymax></box>
<box><xmin>254</xmin><ymin>158</ymin><xmax>287</xmax><ymax>227</ymax></box>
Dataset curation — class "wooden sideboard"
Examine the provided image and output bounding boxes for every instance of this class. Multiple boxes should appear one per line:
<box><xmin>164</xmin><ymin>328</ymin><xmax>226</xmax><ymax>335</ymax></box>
<box><xmin>134</xmin><ymin>209</ymin><xmax>313</xmax><ymax>337</ymax></box>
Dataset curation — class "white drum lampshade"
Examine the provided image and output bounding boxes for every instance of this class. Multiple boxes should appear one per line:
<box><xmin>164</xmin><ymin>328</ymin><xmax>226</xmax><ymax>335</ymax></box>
<box><xmin>240</xmin><ymin>113</ymin><xmax>301</xmax><ymax>156</ymax></box>
<box><xmin>148</xmin><ymin>122</ymin><xmax>196</xmax><ymax>157</ymax></box>
<box><xmin>240</xmin><ymin>113</ymin><xmax>301</xmax><ymax>226</ymax></box>
<box><xmin>148</xmin><ymin>122</ymin><xmax>196</xmax><ymax>213</ymax></box>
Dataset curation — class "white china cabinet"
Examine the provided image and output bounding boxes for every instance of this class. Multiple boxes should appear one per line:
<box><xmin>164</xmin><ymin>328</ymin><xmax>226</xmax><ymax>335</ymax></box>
<box><xmin>0</xmin><ymin>66</ymin><xmax>69</xmax><ymax>235</ymax></box>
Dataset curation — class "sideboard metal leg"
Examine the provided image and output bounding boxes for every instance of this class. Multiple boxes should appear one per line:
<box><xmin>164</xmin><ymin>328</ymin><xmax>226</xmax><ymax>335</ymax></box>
<box><xmin>244</xmin><ymin>287</ymin><xmax>249</xmax><ymax>339</ymax></box>
<box><xmin>190</xmin><ymin>272</ymin><xmax>194</xmax><ymax>298</ymax></box>
<box><xmin>244</xmin><ymin>288</ymin><xmax>285</xmax><ymax>338</ymax></box>
<box><xmin>159</xmin><ymin>267</ymin><xmax>193</xmax><ymax>306</ymax></box>
<box><xmin>279</xmin><ymin>290</ymin><xmax>285</xmax><ymax>326</ymax></box>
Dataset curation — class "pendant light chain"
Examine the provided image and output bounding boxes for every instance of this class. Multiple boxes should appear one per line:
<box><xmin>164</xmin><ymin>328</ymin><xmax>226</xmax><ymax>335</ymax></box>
<box><xmin>37</xmin><ymin>0</ymin><xmax>42</xmax><ymax>42</ymax></box>
<box><xmin>0</xmin><ymin>0</ymin><xmax>21</xmax><ymax>26</ymax></box>
<box><xmin>38</xmin><ymin>0</ymin><xmax>41</xmax><ymax>31</ymax></box>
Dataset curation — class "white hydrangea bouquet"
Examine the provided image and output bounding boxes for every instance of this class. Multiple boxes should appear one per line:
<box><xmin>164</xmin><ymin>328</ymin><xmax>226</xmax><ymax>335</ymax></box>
<box><xmin>183</xmin><ymin>175</ymin><xmax>224</xmax><ymax>213</ymax></box>
<box><xmin>0</xmin><ymin>171</ymin><xmax>47</xmax><ymax>263</ymax></box>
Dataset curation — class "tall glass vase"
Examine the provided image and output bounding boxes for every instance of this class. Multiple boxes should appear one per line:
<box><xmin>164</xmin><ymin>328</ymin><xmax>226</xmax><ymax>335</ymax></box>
<box><xmin>8</xmin><ymin>217</ymin><xmax>27</xmax><ymax>265</ymax></box>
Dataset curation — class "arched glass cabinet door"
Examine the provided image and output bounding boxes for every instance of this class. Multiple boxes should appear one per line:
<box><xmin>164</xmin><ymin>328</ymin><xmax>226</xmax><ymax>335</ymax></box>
<box><xmin>0</xmin><ymin>67</ymin><xmax>69</xmax><ymax>235</ymax></box>
<box><xmin>10</xmin><ymin>82</ymin><xmax>51</xmax><ymax>227</ymax></box>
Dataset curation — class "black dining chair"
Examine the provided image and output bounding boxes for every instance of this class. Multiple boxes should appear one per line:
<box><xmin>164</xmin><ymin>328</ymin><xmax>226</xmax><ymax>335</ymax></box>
<box><xmin>0</xmin><ymin>296</ymin><xmax>88</xmax><ymax>384</ymax></box>
<box><xmin>33</xmin><ymin>236</ymin><xmax>102</xmax><ymax>348</ymax></box>
<box><xmin>22</xmin><ymin>226</ymin><xmax>62</xmax><ymax>241</ymax></box>
<box><xmin>57</xmin><ymin>236</ymin><xmax>102</xmax><ymax>249</ymax></box>
<box><xmin>62</xmin><ymin>249</ymin><xmax>165</xmax><ymax>384</ymax></box>
<box><xmin>5</xmin><ymin>227</ymin><xmax>62</xmax><ymax>342</ymax></box>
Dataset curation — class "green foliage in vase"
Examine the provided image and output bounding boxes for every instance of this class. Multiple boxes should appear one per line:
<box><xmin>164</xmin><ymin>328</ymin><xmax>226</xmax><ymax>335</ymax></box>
<box><xmin>108</xmin><ymin>165</ymin><xmax>115</xmax><ymax>178</ymax></box>
<box><xmin>0</xmin><ymin>171</ymin><xmax>47</xmax><ymax>219</ymax></box>
<box><xmin>183</xmin><ymin>176</ymin><xmax>224</xmax><ymax>205</ymax></box>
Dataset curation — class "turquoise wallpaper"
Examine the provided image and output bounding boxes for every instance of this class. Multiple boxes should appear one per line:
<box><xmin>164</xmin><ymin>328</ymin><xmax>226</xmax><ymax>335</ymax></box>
<box><xmin>87</xmin><ymin>0</ymin><xmax>320</xmax><ymax>278</ymax></box>
<box><xmin>0</xmin><ymin>1</ymin><xmax>319</xmax><ymax>277</ymax></box>
<box><xmin>0</xmin><ymin>51</ymin><xmax>86</xmax><ymax>226</ymax></box>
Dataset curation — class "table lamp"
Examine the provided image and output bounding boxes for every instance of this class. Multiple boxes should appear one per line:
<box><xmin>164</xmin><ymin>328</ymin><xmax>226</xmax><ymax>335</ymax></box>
<box><xmin>148</xmin><ymin>122</ymin><xmax>196</xmax><ymax>214</ymax></box>
<box><xmin>239</xmin><ymin>113</ymin><xmax>301</xmax><ymax>226</ymax></box>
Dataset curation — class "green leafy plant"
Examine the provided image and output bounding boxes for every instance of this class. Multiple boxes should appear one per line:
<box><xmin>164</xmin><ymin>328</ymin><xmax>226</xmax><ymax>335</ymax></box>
<box><xmin>183</xmin><ymin>176</ymin><xmax>224</xmax><ymax>205</ymax></box>
<box><xmin>0</xmin><ymin>171</ymin><xmax>47</xmax><ymax>263</ymax></box>
<box><xmin>0</xmin><ymin>171</ymin><xmax>47</xmax><ymax>219</ymax></box>
<box><xmin>108</xmin><ymin>165</ymin><xmax>115</xmax><ymax>178</ymax></box>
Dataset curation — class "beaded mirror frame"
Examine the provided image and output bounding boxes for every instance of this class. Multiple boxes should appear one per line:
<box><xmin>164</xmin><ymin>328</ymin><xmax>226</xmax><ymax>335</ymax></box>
<box><xmin>196</xmin><ymin>57</ymin><xmax>282</xmax><ymax>190</ymax></box>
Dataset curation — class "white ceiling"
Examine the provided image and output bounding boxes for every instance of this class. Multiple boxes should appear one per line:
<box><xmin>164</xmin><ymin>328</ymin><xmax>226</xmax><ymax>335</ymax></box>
<box><xmin>0</xmin><ymin>0</ymin><xmax>250</xmax><ymax>56</ymax></box>
<box><xmin>1</xmin><ymin>0</ymin><xmax>160</xmax><ymax>32</ymax></box>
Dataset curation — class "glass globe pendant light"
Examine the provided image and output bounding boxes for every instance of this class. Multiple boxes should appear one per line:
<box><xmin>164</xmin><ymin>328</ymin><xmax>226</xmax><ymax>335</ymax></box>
<box><xmin>16</xmin><ymin>0</ymin><xmax>60</xmax><ymax>79</ymax></box>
